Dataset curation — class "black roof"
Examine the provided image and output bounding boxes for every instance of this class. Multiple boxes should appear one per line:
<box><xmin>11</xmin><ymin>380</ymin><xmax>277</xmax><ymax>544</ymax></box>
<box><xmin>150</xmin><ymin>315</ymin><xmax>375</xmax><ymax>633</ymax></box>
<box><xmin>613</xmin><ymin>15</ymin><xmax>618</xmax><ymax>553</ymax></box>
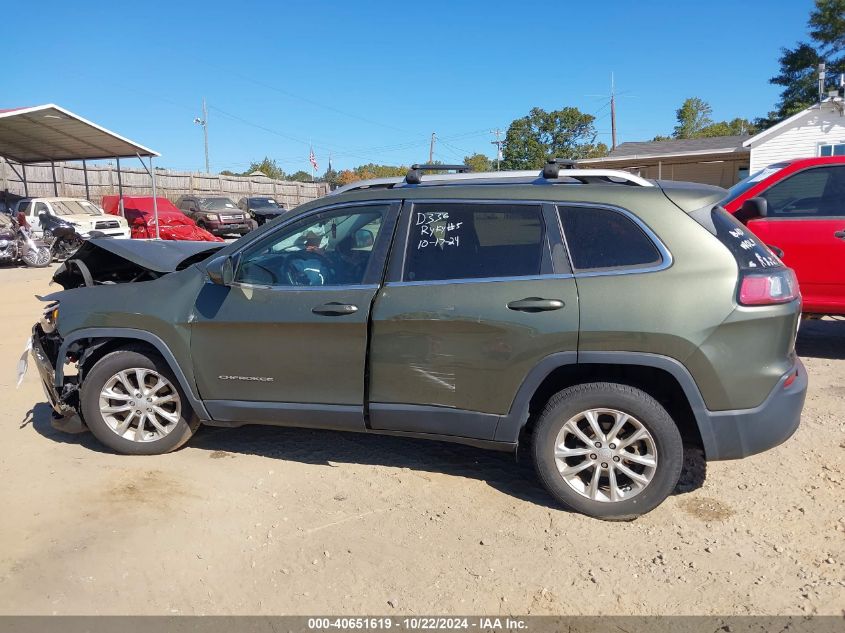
<box><xmin>606</xmin><ymin>135</ymin><xmax>750</xmax><ymax>159</ymax></box>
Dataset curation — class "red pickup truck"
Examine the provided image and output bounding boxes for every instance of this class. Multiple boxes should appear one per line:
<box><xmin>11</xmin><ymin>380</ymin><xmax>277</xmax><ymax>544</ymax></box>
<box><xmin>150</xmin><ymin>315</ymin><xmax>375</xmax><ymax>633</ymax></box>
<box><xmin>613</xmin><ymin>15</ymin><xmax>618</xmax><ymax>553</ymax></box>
<box><xmin>722</xmin><ymin>156</ymin><xmax>845</xmax><ymax>316</ymax></box>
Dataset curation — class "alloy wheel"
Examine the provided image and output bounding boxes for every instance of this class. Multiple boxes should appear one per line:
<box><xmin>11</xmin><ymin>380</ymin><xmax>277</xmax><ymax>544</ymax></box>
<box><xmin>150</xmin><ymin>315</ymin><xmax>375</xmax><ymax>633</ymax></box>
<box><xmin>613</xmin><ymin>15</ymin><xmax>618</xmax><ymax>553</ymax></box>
<box><xmin>98</xmin><ymin>368</ymin><xmax>182</xmax><ymax>442</ymax></box>
<box><xmin>553</xmin><ymin>408</ymin><xmax>657</xmax><ymax>502</ymax></box>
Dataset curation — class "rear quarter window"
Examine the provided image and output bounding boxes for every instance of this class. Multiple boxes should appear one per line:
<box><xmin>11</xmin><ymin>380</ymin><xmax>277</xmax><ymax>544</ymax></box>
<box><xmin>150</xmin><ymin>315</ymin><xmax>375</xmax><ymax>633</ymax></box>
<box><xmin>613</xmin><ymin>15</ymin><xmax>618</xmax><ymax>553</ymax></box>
<box><xmin>692</xmin><ymin>206</ymin><xmax>781</xmax><ymax>271</ymax></box>
<box><xmin>558</xmin><ymin>206</ymin><xmax>662</xmax><ymax>271</ymax></box>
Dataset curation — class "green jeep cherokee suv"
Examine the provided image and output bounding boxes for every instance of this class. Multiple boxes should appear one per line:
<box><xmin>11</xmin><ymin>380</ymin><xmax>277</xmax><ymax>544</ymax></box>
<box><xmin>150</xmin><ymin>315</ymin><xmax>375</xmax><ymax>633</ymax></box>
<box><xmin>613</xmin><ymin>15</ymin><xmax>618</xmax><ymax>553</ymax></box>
<box><xmin>29</xmin><ymin>162</ymin><xmax>807</xmax><ymax>519</ymax></box>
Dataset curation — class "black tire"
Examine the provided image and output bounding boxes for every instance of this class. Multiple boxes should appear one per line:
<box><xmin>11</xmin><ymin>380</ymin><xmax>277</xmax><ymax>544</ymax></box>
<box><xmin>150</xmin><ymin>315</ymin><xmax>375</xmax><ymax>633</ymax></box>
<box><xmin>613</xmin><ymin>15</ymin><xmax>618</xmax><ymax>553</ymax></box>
<box><xmin>532</xmin><ymin>382</ymin><xmax>683</xmax><ymax>520</ymax></box>
<box><xmin>80</xmin><ymin>348</ymin><xmax>199</xmax><ymax>455</ymax></box>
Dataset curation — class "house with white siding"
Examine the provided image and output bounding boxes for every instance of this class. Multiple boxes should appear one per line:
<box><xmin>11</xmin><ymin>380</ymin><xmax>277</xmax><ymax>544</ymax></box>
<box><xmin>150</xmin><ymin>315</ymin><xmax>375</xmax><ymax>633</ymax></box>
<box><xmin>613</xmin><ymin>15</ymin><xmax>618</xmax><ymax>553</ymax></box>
<box><xmin>745</xmin><ymin>98</ymin><xmax>845</xmax><ymax>171</ymax></box>
<box><xmin>581</xmin><ymin>97</ymin><xmax>845</xmax><ymax>187</ymax></box>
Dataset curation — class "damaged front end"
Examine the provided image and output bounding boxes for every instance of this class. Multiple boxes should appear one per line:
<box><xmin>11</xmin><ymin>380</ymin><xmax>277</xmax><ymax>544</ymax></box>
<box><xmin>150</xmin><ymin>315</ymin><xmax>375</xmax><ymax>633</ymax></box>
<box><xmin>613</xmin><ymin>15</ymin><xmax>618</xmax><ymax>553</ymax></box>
<box><xmin>30</xmin><ymin>238</ymin><xmax>224</xmax><ymax>423</ymax></box>
<box><xmin>52</xmin><ymin>238</ymin><xmax>224</xmax><ymax>289</ymax></box>
<box><xmin>31</xmin><ymin>305</ymin><xmax>80</xmax><ymax>420</ymax></box>
<box><xmin>32</xmin><ymin>303</ymin><xmax>140</xmax><ymax>426</ymax></box>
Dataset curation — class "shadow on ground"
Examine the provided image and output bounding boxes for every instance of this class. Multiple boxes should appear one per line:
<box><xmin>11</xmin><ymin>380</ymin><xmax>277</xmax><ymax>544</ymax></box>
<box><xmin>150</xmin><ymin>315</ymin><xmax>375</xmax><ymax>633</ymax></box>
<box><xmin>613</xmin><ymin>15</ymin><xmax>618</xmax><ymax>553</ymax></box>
<box><xmin>796</xmin><ymin>318</ymin><xmax>845</xmax><ymax>360</ymax></box>
<box><xmin>27</xmin><ymin>401</ymin><xmax>706</xmax><ymax>510</ymax></box>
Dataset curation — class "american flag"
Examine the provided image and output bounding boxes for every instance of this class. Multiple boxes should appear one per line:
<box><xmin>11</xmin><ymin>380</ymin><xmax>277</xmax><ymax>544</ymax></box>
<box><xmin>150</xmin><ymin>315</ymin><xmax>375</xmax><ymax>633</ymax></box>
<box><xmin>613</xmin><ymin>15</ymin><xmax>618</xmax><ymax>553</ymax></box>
<box><xmin>309</xmin><ymin>147</ymin><xmax>319</xmax><ymax>171</ymax></box>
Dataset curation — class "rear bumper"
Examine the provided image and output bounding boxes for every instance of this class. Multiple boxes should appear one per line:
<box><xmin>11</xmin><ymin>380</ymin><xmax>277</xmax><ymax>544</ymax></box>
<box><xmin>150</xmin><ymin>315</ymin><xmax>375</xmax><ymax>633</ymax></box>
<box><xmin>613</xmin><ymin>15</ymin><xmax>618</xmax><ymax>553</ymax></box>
<box><xmin>703</xmin><ymin>358</ymin><xmax>807</xmax><ymax>460</ymax></box>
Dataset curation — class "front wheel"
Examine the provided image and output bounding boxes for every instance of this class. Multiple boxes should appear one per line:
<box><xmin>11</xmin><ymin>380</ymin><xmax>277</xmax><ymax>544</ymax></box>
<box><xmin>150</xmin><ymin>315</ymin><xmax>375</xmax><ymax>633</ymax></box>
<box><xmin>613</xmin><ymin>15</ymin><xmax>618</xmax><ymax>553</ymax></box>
<box><xmin>532</xmin><ymin>382</ymin><xmax>683</xmax><ymax>520</ymax></box>
<box><xmin>80</xmin><ymin>349</ymin><xmax>199</xmax><ymax>455</ymax></box>
<box><xmin>22</xmin><ymin>245</ymin><xmax>52</xmax><ymax>267</ymax></box>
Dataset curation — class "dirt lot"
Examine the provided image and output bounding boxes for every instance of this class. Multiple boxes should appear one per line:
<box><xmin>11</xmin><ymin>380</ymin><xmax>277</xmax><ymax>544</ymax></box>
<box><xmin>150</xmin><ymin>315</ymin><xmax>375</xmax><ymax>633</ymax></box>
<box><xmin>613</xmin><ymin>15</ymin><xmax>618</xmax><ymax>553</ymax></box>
<box><xmin>0</xmin><ymin>264</ymin><xmax>842</xmax><ymax>616</ymax></box>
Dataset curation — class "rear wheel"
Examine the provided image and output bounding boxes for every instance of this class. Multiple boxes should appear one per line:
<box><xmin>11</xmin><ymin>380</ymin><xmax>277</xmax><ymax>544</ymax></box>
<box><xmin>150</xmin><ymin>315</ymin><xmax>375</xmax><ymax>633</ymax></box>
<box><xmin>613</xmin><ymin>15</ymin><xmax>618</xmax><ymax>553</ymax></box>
<box><xmin>80</xmin><ymin>349</ymin><xmax>199</xmax><ymax>455</ymax></box>
<box><xmin>532</xmin><ymin>382</ymin><xmax>683</xmax><ymax>520</ymax></box>
<box><xmin>22</xmin><ymin>245</ymin><xmax>51</xmax><ymax>267</ymax></box>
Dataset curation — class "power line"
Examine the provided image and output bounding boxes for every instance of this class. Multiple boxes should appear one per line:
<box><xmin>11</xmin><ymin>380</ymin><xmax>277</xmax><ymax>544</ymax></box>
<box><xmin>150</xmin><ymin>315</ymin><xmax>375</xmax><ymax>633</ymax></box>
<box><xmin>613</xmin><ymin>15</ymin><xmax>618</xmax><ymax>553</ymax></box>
<box><xmin>172</xmin><ymin>48</ymin><xmax>421</xmax><ymax>137</ymax></box>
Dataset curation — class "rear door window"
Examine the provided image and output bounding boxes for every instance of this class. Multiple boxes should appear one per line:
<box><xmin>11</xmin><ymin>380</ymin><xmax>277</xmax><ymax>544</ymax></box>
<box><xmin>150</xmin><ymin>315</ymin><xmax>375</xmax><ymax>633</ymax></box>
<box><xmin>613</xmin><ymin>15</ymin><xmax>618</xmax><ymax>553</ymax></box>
<box><xmin>558</xmin><ymin>206</ymin><xmax>662</xmax><ymax>271</ymax></box>
<box><xmin>403</xmin><ymin>203</ymin><xmax>545</xmax><ymax>282</ymax></box>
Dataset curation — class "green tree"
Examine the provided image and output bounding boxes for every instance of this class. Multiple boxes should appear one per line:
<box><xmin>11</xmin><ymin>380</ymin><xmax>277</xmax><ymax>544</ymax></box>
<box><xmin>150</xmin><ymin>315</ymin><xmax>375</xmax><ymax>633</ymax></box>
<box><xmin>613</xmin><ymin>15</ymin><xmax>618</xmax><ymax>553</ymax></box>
<box><xmin>767</xmin><ymin>44</ymin><xmax>825</xmax><ymax>122</ymax></box>
<box><xmin>660</xmin><ymin>98</ymin><xmax>757</xmax><ymax>140</ymax></box>
<box><xmin>246</xmin><ymin>157</ymin><xmax>286</xmax><ymax>180</ymax></box>
<box><xmin>810</xmin><ymin>0</ymin><xmax>845</xmax><ymax>56</ymax></box>
<box><xmin>463</xmin><ymin>153</ymin><xmax>494</xmax><ymax>172</ymax></box>
<box><xmin>335</xmin><ymin>164</ymin><xmax>408</xmax><ymax>186</ymax></box>
<box><xmin>698</xmin><ymin>118</ymin><xmax>758</xmax><ymax>137</ymax></box>
<box><xmin>765</xmin><ymin>0</ymin><xmax>845</xmax><ymax>123</ymax></box>
<box><xmin>501</xmin><ymin>107</ymin><xmax>608</xmax><ymax>170</ymax></box>
<box><xmin>673</xmin><ymin>98</ymin><xmax>714</xmax><ymax>139</ymax></box>
<box><xmin>287</xmin><ymin>170</ymin><xmax>313</xmax><ymax>182</ymax></box>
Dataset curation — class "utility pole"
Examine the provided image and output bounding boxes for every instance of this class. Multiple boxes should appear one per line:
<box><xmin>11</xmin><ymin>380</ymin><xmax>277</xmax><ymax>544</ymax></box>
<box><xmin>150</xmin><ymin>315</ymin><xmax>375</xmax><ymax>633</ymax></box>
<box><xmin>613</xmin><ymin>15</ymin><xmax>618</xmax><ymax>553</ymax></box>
<box><xmin>194</xmin><ymin>98</ymin><xmax>210</xmax><ymax>173</ymax></box>
<box><xmin>490</xmin><ymin>129</ymin><xmax>504</xmax><ymax>171</ymax></box>
<box><xmin>429</xmin><ymin>132</ymin><xmax>436</xmax><ymax>163</ymax></box>
<box><xmin>819</xmin><ymin>63</ymin><xmax>827</xmax><ymax>104</ymax></box>
<box><xmin>610</xmin><ymin>73</ymin><xmax>617</xmax><ymax>151</ymax></box>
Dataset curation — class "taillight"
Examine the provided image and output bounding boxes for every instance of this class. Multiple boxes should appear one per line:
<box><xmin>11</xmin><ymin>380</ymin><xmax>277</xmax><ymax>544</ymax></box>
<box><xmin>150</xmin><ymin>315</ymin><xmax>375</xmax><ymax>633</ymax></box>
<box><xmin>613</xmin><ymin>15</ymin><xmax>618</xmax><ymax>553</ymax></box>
<box><xmin>783</xmin><ymin>369</ymin><xmax>798</xmax><ymax>388</ymax></box>
<box><xmin>739</xmin><ymin>268</ymin><xmax>799</xmax><ymax>306</ymax></box>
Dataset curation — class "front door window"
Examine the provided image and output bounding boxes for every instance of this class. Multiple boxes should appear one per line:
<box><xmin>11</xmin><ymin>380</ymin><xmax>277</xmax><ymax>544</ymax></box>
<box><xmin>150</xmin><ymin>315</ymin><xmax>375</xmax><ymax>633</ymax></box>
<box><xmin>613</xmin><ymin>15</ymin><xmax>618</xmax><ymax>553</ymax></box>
<box><xmin>235</xmin><ymin>206</ymin><xmax>387</xmax><ymax>287</ymax></box>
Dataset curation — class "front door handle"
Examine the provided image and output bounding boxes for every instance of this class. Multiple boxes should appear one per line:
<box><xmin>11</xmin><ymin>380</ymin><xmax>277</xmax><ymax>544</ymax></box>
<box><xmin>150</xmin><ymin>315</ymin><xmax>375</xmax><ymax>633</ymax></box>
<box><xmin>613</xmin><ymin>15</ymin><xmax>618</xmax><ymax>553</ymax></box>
<box><xmin>312</xmin><ymin>302</ymin><xmax>358</xmax><ymax>316</ymax></box>
<box><xmin>507</xmin><ymin>297</ymin><xmax>564</xmax><ymax>312</ymax></box>
<box><xmin>834</xmin><ymin>230</ymin><xmax>845</xmax><ymax>240</ymax></box>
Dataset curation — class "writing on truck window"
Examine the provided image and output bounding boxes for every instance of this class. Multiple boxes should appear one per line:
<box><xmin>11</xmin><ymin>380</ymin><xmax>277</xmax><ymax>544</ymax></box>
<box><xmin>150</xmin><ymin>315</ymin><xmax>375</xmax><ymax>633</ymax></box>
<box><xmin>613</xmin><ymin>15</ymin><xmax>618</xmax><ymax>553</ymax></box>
<box><xmin>415</xmin><ymin>211</ymin><xmax>463</xmax><ymax>250</ymax></box>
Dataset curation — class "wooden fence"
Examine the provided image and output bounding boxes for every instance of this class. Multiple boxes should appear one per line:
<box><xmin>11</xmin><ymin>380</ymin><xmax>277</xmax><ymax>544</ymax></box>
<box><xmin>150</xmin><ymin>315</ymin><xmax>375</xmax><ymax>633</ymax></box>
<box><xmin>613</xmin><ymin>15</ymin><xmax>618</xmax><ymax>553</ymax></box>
<box><xmin>0</xmin><ymin>159</ymin><xmax>330</xmax><ymax>208</ymax></box>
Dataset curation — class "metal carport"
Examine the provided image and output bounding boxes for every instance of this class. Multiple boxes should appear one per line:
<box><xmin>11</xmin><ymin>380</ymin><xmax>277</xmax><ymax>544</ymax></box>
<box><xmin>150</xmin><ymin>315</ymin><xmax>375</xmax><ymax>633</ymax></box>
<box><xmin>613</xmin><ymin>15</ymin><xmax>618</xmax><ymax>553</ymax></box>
<box><xmin>0</xmin><ymin>104</ymin><xmax>163</xmax><ymax>238</ymax></box>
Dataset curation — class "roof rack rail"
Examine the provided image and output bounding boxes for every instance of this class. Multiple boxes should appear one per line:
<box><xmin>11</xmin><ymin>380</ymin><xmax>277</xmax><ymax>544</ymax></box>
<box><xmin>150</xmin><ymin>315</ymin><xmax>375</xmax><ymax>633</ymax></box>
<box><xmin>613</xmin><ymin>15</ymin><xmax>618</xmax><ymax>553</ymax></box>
<box><xmin>328</xmin><ymin>167</ymin><xmax>653</xmax><ymax>196</ymax></box>
<box><xmin>405</xmin><ymin>163</ymin><xmax>469</xmax><ymax>185</ymax></box>
<box><xmin>542</xmin><ymin>158</ymin><xmax>578</xmax><ymax>178</ymax></box>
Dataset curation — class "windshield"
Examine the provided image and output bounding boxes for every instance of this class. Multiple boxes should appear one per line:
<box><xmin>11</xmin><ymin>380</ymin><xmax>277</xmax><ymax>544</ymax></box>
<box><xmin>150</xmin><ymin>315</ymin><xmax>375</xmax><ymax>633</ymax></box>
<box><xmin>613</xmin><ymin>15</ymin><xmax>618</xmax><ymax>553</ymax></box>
<box><xmin>199</xmin><ymin>198</ymin><xmax>237</xmax><ymax>210</ymax></box>
<box><xmin>51</xmin><ymin>200</ymin><xmax>103</xmax><ymax>216</ymax></box>
<box><xmin>724</xmin><ymin>163</ymin><xmax>790</xmax><ymax>201</ymax></box>
<box><xmin>250</xmin><ymin>198</ymin><xmax>281</xmax><ymax>209</ymax></box>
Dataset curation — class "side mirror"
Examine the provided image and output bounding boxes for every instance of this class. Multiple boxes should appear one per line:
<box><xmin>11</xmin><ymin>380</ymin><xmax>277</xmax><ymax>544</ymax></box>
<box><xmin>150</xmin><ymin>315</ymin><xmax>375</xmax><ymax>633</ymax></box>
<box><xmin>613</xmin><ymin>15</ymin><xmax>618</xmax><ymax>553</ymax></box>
<box><xmin>206</xmin><ymin>255</ymin><xmax>234</xmax><ymax>285</ymax></box>
<box><xmin>354</xmin><ymin>228</ymin><xmax>375</xmax><ymax>248</ymax></box>
<box><xmin>739</xmin><ymin>197</ymin><xmax>768</xmax><ymax>221</ymax></box>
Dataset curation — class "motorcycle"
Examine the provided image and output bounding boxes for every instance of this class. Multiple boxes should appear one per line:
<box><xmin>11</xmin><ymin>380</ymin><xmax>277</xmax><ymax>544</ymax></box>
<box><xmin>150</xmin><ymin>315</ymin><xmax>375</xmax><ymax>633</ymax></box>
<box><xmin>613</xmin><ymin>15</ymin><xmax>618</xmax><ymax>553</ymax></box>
<box><xmin>39</xmin><ymin>213</ymin><xmax>85</xmax><ymax>261</ymax></box>
<box><xmin>0</xmin><ymin>213</ymin><xmax>52</xmax><ymax>268</ymax></box>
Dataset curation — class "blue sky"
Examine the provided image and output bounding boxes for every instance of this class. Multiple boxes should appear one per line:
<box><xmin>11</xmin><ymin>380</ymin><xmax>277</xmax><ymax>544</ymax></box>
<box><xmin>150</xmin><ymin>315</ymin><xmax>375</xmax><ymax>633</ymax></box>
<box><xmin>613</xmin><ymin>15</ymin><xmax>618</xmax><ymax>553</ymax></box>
<box><xmin>4</xmin><ymin>0</ymin><xmax>816</xmax><ymax>174</ymax></box>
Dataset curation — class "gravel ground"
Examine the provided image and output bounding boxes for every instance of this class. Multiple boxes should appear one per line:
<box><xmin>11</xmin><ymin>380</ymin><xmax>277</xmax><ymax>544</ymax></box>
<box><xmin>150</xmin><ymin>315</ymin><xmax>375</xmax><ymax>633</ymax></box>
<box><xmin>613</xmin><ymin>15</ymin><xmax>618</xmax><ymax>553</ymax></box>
<box><xmin>0</xmin><ymin>264</ymin><xmax>842</xmax><ymax>615</ymax></box>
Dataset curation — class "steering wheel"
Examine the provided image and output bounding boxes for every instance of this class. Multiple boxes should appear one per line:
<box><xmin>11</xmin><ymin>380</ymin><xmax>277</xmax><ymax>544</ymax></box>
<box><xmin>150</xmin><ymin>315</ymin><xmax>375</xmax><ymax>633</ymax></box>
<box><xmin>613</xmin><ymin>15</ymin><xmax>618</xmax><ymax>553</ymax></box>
<box><xmin>283</xmin><ymin>251</ymin><xmax>335</xmax><ymax>286</ymax></box>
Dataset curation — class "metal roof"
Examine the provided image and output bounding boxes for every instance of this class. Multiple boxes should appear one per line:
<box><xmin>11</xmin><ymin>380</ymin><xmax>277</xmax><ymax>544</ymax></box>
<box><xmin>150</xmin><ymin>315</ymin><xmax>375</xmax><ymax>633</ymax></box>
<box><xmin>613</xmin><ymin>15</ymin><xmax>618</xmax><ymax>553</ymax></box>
<box><xmin>0</xmin><ymin>104</ymin><xmax>159</xmax><ymax>164</ymax></box>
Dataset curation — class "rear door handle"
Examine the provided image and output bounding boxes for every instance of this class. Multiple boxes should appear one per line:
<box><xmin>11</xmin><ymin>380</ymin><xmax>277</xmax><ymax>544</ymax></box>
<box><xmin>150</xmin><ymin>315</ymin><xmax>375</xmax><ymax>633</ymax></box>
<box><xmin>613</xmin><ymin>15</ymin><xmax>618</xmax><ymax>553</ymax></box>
<box><xmin>507</xmin><ymin>297</ymin><xmax>564</xmax><ymax>312</ymax></box>
<box><xmin>311</xmin><ymin>302</ymin><xmax>358</xmax><ymax>316</ymax></box>
<box><xmin>835</xmin><ymin>230</ymin><xmax>845</xmax><ymax>240</ymax></box>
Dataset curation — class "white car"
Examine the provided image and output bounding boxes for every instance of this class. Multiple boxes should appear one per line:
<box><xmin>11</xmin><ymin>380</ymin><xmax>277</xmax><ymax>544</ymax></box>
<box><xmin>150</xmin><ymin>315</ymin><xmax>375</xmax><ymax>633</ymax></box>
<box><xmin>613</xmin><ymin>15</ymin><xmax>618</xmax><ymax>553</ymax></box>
<box><xmin>16</xmin><ymin>197</ymin><xmax>131</xmax><ymax>239</ymax></box>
